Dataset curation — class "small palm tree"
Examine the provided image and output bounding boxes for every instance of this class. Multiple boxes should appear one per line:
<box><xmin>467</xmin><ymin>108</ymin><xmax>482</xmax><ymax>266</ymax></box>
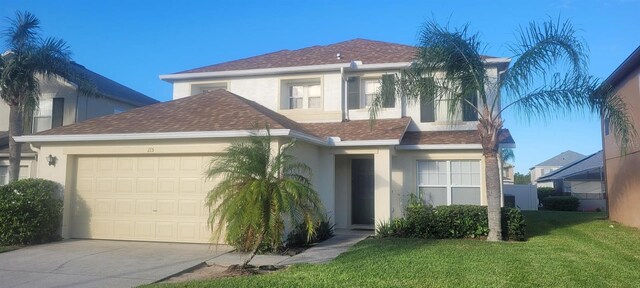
<box><xmin>205</xmin><ymin>127</ymin><xmax>324</xmax><ymax>267</ymax></box>
<box><xmin>1</xmin><ymin>11</ymin><xmax>97</xmax><ymax>182</ymax></box>
<box><xmin>371</xmin><ymin>18</ymin><xmax>634</xmax><ymax>241</ymax></box>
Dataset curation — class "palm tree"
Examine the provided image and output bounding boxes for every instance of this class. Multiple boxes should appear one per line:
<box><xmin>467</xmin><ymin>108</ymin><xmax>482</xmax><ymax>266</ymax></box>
<box><xmin>371</xmin><ymin>19</ymin><xmax>634</xmax><ymax>242</ymax></box>
<box><xmin>1</xmin><ymin>11</ymin><xmax>96</xmax><ymax>183</ymax></box>
<box><xmin>205</xmin><ymin>127</ymin><xmax>324</xmax><ymax>267</ymax></box>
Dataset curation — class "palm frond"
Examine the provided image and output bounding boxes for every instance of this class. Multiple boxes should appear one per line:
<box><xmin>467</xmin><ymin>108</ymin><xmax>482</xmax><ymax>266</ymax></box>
<box><xmin>591</xmin><ymin>84</ymin><xmax>637</xmax><ymax>153</ymax></box>
<box><xmin>3</xmin><ymin>11</ymin><xmax>40</xmax><ymax>51</ymax></box>
<box><xmin>501</xmin><ymin>18</ymin><xmax>587</xmax><ymax>105</ymax></box>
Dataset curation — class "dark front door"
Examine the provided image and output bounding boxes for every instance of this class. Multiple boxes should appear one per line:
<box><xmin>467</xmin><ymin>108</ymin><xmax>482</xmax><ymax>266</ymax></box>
<box><xmin>351</xmin><ymin>159</ymin><xmax>374</xmax><ymax>226</ymax></box>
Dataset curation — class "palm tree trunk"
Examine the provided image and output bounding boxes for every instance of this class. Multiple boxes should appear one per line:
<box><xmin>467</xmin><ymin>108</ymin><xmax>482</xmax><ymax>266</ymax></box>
<box><xmin>241</xmin><ymin>229</ymin><xmax>266</xmax><ymax>268</ymax></box>
<box><xmin>485</xmin><ymin>152</ymin><xmax>502</xmax><ymax>241</ymax></box>
<box><xmin>8</xmin><ymin>104</ymin><xmax>23</xmax><ymax>183</ymax></box>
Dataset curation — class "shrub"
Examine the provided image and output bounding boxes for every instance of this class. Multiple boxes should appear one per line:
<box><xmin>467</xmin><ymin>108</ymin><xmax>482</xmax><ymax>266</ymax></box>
<box><xmin>0</xmin><ymin>179</ymin><xmax>63</xmax><ymax>245</ymax></box>
<box><xmin>537</xmin><ymin>187</ymin><xmax>557</xmax><ymax>205</ymax></box>
<box><xmin>377</xmin><ymin>205</ymin><xmax>526</xmax><ymax>241</ymax></box>
<box><xmin>542</xmin><ymin>196</ymin><xmax>580</xmax><ymax>211</ymax></box>
<box><xmin>286</xmin><ymin>217</ymin><xmax>335</xmax><ymax>248</ymax></box>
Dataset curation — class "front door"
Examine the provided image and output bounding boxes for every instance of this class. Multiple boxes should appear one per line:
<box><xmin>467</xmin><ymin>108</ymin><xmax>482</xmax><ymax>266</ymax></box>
<box><xmin>351</xmin><ymin>159</ymin><xmax>374</xmax><ymax>226</ymax></box>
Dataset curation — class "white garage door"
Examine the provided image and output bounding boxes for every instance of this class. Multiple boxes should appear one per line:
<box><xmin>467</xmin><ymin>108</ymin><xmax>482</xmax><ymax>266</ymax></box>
<box><xmin>72</xmin><ymin>155</ymin><xmax>217</xmax><ymax>243</ymax></box>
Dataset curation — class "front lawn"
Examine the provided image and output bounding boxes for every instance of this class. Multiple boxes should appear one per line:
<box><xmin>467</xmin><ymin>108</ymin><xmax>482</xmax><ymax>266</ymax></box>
<box><xmin>148</xmin><ymin>211</ymin><xmax>640</xmax><ymax>287</ymax></box>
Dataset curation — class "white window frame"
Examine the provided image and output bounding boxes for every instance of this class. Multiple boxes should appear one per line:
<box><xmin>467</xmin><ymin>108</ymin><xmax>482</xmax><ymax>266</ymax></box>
<box><xmin>417</xmin><ymin>160</ymin><xmax>482</xmax><ymax>205</ymax></box>
<box><xmin>361</xmin><ymin>78</ymin><xmax>380</xmax><ymax>108</ymax></box>
<box><xmin>283</xmin><ymin>80</ymin><xmax>321</xmax><ymax>110</ymax></box>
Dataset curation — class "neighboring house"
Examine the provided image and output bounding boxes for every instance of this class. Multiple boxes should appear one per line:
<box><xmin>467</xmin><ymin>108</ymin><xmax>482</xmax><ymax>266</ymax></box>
<box><xmin>529</xmin><ymin>150</ymin><xmax>585</xmax><ymax>187</ymax></box>
<box><xmin>538</xmin><ymin>151</ymin><xmax>605</xmax><ymax>211</ymax></box>
<box><xmin>16</xmin><ymin>39</ymin><xmax>515</xmax><ymax>243</ymax></box>
<box><xmin>601</xmin><ymin>46</ymin><xmax>640</xmax><ymax>228</ymax></box>
<box><xmin>0</xmin><ymin>62</ymin><xmax>158</xmax><ymax>185</ymax></box>
<box><xmin>502</xmin><ymin>163</ymin><xmax>515</xmax><ymax>184</ymax></box>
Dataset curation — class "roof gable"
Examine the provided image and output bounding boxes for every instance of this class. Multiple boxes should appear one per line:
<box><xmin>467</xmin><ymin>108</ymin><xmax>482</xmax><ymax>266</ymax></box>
<box><xmin>533</xmin><ymin>150</ymin><xmax>585</xmax><ymax>168</ymax></box>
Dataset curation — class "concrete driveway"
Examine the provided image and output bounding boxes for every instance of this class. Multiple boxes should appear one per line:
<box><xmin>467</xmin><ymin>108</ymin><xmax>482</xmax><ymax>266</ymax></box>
<box><xmin>0</xmin><ymin>240</ymin><xmax>232</xmax><ymax>288</ymax></box>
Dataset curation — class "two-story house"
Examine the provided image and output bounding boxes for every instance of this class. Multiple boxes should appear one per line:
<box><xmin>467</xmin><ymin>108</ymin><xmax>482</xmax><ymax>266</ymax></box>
<box><xmin>0</xmin><ymin>62</ymin><xmax>158</xmax><ymax>184</ymax></box>
<box><xmin>529</xmin><ymin>150</ymin><xmax>585</xmax><ymax>188</ymax></box>
<box><xmin>16</xmin><ymin>39</ymin><xmax>515</xmax><ymax>243</ymax></box>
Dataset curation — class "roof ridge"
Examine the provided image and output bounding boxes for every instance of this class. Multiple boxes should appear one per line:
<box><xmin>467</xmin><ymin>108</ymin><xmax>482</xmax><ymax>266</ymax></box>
<box><xmin>175</xmin><ymin>49</ymin><xmax>292</xmax><ymax>74</ymax></box>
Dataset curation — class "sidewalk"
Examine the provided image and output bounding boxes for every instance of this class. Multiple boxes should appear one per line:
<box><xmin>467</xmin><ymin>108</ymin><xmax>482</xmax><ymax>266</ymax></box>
<box><xmin>206</xmin><ymin>229</ymin><xmax>372</xmax><ymax>267</ymax></box>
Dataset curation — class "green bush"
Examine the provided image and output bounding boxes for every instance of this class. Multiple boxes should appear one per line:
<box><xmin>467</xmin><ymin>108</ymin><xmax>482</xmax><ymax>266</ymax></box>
<box><xmin>0</xmin><ymin>179</ymin><xmax>63</xmax><ymax>245</ymax></box>
<box><xmin>286</xmin><ymin>217</ymin><xmax>335</xmax><ymax>248</ymax></box>
<box><xmin>377</xmin><ymin>205</ymin><xmax>526</xmax><ymax>241</ymax></box>
<box><xmin>542</xmin><ymin>196</ymin><xmax>580</xmax><ymax>211</ymax></box>
<box><xmin>537</xmin><ymin>187</ymin><xmax>557</xmax><ymax>205</ymax></box>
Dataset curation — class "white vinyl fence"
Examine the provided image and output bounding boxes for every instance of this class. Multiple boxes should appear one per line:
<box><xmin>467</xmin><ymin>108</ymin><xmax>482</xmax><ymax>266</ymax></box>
<box><xmin>503</xmin><ymin>184</ymin><xmax>538</xmax><ymax>211</ymax></box>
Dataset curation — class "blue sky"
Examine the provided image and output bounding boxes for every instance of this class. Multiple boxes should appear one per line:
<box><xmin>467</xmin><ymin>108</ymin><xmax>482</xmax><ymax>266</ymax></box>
<box><xmin>2</xmin><ymin>0</ymin><xmax>639</xmax><ymax>173</ymax></box>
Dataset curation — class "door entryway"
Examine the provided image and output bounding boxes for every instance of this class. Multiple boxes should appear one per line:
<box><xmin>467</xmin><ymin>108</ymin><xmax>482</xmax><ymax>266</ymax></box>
<box><xmin>351</xmin><ymin>159</ymin><xmax>374</xmax><ymax>227</ymax></box>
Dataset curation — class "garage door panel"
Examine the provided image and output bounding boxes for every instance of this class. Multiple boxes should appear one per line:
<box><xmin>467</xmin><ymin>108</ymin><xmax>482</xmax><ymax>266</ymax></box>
<box><xmin>96</xmin><ymin>179</ymin><xmax>114</xmax><ymax>193</ymax></box>
<box><xmin>116</xmin><ymin>178</ymin><xmax>135</xmax><ymax>193</ymax></box>
<box><xmin>96</xmin><ymin>158</ymin><xmax>115</xmax><ymax>172</ymax></box>
<box><xmin>157</xmin><ymin>178</ymin><xmax>177</xmax><ymax>193</ymax></box>
<box><xmin>114</xmin><ymin>221</ymin><xmax>133</xmax><ymax>237</ymax></box>
<box><xmin>136</xmin><ymin>200</ymin><xmax>155</xmax><ymax>215</ymax></box>
<box><xmin>134</xmin><ymin>222</ymin><xmax>156</xmax><ymax>238</ymax></box>
<box><xmin>115</xmin><ymin>199</ymin><xmax>134</xmax><ymax>214</ymax></box>
<box><xmin>157</xmin><ymin>200</ymin><xmax>177</xmax><ymax>216</ymax></box>
<box><xmin>73</xmin><ymin>155</ymin><xmax>215</xmax><ymax>243</ymax></box>
<box><xmin>136</xmin><ymin>178</ymin><xmax>155</xmax><ymax>193</ymax></box>
<box><xmin>156</xmin><ymin>222</ymin><xmax>176</xmax><ymax>239</ymax></box>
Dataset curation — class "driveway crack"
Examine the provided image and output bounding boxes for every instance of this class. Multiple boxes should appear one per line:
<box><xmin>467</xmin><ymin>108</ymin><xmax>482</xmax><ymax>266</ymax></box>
<box><xmin>51</xmin><ymin>247</ymin><xmax>127</xmax><ymax>272</ymax></box>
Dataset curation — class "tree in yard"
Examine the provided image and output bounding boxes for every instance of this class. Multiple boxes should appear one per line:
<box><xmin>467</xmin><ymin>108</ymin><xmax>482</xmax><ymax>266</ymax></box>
<box><xmin>205</xmin><ymin>127</ymin><xmax>324</xmax><ymax>267</ymax></box>
<box><xmin>1</xmin><ymin>11</ymin><xmax>96</xmax><ymax>183</ymax></box>
<box><xmin>514</xmin><ymin>172</ymin><xmax>531</xmax><ymax>185</ymax></box>
<box><xmin>371</xmin><ymin>19</ymin><xmax>634</xmax><ymax>241</ymax></box>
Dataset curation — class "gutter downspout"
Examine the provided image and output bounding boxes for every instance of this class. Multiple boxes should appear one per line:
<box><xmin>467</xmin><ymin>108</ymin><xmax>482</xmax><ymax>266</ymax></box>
<box><xmin>340</xmin><ymin>67</ymin><xmax>348</xmax><ymax>121</ymax></box>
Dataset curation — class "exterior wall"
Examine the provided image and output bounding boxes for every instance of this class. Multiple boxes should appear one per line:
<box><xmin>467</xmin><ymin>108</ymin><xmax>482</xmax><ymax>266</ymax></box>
<box><xmin>603</xmin><ymin>66</ymin><xmax>640</xmax><ymax>228</ymax></box>
<box><xmin>0</xmin><ymin>102</ymin><xmax>9</xmax><ymax>131</ymax></box>
<box><xmin>530</xmin><ymin>166</ymin><xmax>560</xmax><ymax>185</ymax></box>
<box><xmin>76</xmin><ymin>94</ymin><xmax>137</xmax><ymax>122</ymax></box>
<box><xmin>391</xmin><ymin>149</ymin><xmax>487</xmax><ymax>219</ymax></box>
<box><xmin>288</xmin><ymin>140</ymin><xmax>334</xmax><ymax>222</ymax></box>
<box><xmin>170</xmin><ymin>65</ymin><xmax>504</xmax><ymax>130</ymax></box>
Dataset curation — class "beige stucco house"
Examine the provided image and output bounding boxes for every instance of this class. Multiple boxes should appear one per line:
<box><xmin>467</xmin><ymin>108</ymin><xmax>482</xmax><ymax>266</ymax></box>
<box><xmin>16</xmin><ymin>39</ymin><xmax>515</xmax><ymax>243</ymax></box>
<box><xmin>602</xmin><ymin>46</ymin><xmax>640</xmax><ymax>228</ymax></box>
<box><xmin>0</xmin><ymin>62</ymin><xmax>158</xmax><ymax>185</ymax></box>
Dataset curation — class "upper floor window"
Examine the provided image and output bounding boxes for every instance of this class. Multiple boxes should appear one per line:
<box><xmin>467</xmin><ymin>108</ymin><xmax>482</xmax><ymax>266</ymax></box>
<box><xmin>419</xmin><ymin>91</ymin><xmax>479</xmax><ymax>123</ymax></box>
<box><xmin>33</xmin><ymin>98</ymin><xmax>64</xmax><ymax>133</ymax></box>
<box><xmin>191</xmin><ymin>82</ymin><xmax>228</xmax><ymax>95</ymax></box>
<box><xmin>347</xmin><ymin>75</ymin><xmax>395</xmax><ymax>109</ymax></box>
<box><xmin>281</xmin><ymin>79</ymin><xmax>321</xmax><ymax>110</ymax></box>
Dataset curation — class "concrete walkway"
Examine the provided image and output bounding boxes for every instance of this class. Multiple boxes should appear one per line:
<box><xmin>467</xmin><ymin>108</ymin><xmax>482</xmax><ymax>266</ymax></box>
<box><xmin>206</xmin><ymin>229</ymin><xmax>372</xmax><ymax>267</ymax></box>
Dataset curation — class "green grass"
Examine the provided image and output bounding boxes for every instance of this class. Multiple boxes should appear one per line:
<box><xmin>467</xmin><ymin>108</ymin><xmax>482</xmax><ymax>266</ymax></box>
<box><xmin>147</xmin><ymin>211</ymin><xmax>640</xmax><ymax>287</ymax></box>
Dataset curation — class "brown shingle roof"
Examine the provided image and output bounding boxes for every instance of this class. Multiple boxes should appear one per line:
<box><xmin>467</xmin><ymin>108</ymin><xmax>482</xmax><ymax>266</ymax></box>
<box><xmin>34</xmin><ymin>89</ymin><xmax>410</xmax><ymax>143</ymax></box>
<box><xmin>36</xmin><ymin>90</ymin><xmax>313</xmax><ymax>136</ymax></box>
<box><xmin>177</xmin><ymin>39</ymin><xmax>497</xmax><ymax>74</ymax></box>
<box><xmin>178</xmin><ymin>39</ymin><xmax>417</xmax><ymax>74</ymax></box>
<box><xmin>400</xmin><ymin>129</ymin><xmax>515</xmax><ymax>145</ymax></box>
<box><xmin>302</xmin><ymin>118</ymin><xmax>410</xmax><ymax>141</ymax></box>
